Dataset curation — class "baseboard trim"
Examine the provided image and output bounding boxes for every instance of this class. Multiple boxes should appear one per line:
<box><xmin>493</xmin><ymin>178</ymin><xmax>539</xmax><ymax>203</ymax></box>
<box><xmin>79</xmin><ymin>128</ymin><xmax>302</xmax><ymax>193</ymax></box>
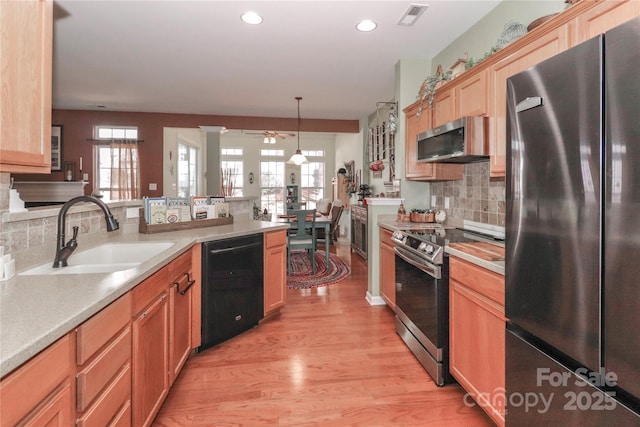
<box><xmin>366</xmin><ymin>292</ymin><xmax>387</xmax><ymax>306</ymax></box>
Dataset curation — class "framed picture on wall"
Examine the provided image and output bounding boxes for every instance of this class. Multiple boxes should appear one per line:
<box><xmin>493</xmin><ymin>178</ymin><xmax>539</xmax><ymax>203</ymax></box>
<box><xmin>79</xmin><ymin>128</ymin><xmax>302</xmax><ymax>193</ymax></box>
<box><xmin>51</xmin><ymin>124</ymin><xmax>62</xmax><ymax>170</ymax></box>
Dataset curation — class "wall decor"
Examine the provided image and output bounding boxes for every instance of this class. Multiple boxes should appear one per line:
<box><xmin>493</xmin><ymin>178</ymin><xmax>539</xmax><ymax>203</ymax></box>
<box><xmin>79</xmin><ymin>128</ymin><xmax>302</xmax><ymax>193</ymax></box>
<box><xmin>248</xmin><ymin>172</ymin><xmax>254</xmax><ymax>184</ymax></box>
<box><xmin>51</xmin><ymin>124</ymin><xmax>62</xmax><ymax>171</ymax></box>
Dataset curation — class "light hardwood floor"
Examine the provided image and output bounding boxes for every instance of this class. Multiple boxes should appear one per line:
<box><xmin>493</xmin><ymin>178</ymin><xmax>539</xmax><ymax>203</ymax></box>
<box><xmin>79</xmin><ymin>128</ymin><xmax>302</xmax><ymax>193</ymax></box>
<box><xmin>154</xmin><ymin>240</ymin><xmax>493</xmax><ymax>426</ymax></box>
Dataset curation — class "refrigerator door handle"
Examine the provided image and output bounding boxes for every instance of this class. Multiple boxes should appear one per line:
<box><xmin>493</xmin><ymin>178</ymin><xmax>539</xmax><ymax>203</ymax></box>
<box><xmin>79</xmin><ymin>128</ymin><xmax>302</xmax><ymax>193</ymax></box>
<box><xmin>515</xmin><ymin>96</ymin><xmax>544</xmax><ymax>113</ymax></box>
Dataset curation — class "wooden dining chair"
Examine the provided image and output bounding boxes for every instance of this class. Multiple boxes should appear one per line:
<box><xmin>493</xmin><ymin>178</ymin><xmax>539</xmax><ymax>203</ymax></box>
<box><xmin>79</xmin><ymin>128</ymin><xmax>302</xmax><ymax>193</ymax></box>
<box><xmin>286</xmin><ymin>209</ymin><xmax>317</xmax><ymax>274</ymax></box>
<box><xmin>317</xmin><ymin>200</ymin><xmax>343</xmax><ymax>246</ymax></box>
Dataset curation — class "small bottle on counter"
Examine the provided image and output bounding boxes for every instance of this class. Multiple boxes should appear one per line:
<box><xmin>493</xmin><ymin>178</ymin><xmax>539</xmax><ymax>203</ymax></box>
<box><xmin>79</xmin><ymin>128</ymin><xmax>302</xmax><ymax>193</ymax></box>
<box><xmin>397</xmin><ymin>203</ymin><xmax>407</xmax><ymax>221</ymax></box>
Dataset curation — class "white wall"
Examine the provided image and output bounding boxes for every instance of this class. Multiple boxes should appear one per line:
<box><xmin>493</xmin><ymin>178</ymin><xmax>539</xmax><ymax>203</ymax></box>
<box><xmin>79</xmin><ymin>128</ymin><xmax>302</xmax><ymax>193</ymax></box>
<box><xmin>162</xmin><ymin>127</ymin><xmax>206</xmax><ymax>197</ymax></box>
<box><xmin>335</xmin><ymin>130</ymin><xmax>363</xmax><ymax>238</ymax></box>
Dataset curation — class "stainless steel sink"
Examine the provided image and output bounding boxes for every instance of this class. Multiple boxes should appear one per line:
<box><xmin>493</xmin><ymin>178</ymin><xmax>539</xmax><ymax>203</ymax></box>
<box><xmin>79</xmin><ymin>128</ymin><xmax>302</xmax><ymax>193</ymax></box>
<box><xmin>20</xmin><ymin>242</ymin><xmax>175</xmax><ymax>275</ymax></box>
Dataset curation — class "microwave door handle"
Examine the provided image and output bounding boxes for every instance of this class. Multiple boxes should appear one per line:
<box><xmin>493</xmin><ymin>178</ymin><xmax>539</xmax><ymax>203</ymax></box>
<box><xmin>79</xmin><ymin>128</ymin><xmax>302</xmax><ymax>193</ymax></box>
<box><xmin>394</xmin><ymin>247</ymin><xmax>441</xmax><ymax>279</ymax></box>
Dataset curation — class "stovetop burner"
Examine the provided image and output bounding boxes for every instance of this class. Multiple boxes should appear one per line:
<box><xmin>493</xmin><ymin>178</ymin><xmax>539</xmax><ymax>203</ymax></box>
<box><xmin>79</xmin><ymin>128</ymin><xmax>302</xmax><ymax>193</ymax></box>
<box><xmin>391</xmin><ymin>220</ymin><xmax>504</xmax><ymax>265</ymax></box>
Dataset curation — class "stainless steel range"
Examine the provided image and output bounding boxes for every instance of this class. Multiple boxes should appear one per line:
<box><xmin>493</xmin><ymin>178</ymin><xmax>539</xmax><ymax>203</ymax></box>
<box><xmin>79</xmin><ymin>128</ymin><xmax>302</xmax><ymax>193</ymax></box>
<box><xmin>391</xmin><ymin>221</ymin><xmax>503</xmax><ymax>386</ymax></box>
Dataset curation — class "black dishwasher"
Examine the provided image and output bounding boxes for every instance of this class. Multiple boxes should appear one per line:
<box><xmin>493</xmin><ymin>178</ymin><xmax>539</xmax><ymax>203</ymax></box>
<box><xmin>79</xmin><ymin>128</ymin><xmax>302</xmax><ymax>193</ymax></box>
<box><xmin>199</xmin><ymin>233</ymin><xmax>264</xmax><ymax>352</ymax></box>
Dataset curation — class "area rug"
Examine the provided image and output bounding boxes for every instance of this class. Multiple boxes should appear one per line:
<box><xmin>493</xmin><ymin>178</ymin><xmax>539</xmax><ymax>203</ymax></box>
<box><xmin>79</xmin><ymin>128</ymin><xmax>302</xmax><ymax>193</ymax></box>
<box><xmin>287</xmin><ymin>250</ymin><xmax>351</xmax><ymax>289</ymax></box>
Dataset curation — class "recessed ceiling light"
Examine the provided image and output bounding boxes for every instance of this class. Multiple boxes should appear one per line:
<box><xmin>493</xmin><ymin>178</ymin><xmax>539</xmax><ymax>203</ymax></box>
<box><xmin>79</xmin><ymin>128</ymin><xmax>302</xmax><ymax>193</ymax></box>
<box><xmin>241</xmin><ymin>11</ymin><xmax>263</xmax><ymax>25</ymax></box>
<box><xmin>356</xmin><ymin>19</ymin><xmax>377</xmax><ymax>32</ymax></box>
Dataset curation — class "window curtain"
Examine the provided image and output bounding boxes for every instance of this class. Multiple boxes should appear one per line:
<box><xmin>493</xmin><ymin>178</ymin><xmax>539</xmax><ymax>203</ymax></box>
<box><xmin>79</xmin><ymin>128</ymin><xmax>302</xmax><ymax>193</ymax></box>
<box><xmin>108</xmin><ymin>142</ymin><xmax>140</xmax><ymax>200</ymax></box>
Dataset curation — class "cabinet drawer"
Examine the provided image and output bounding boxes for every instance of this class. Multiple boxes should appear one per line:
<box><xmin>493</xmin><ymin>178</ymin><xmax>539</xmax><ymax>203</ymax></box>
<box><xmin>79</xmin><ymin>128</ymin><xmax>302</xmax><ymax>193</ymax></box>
<box><xmin>77</xmin><ymin>327</ymin><xmax>131</xmax><ymax>412</ymax></box>
<box><xmin>168</xmin><ymin>250</ymin><xmax>192</xmax><ymax>283</ymax></box>
<box><xmin>109</xmin><ymin>400</ymin><xmax>131</xmax><ymax>427</ymax></box>
<box><xmin>0</xmin><ymin>334</ymin><xmax>71</xmax><ymax>427</ymax></box>
<box><xmin>77</xmin><ymin>364</ymin><xmax>131</xmax><ymax>427</ymax></box>
<box><xmin>132</xmin><ymin>265</ymin><xmax>170</xmax><ymax>315</ymax></box>
<box><xmin>380</xmin><ymin>227</ymin><xmax>393</xmax><ymax>246</ymax></box>
<box><xmin>449</xmin><ymin>257</ymin><xmax>504</xmax><ymax>306</ymax></box>
<box><xmin>76</xmin><ymin>293</ymin><xmax>131</xmax><ymax>365</ymax></box>
<box><xmin>265</xmin><ymin>230</ymin><xmax>286</xmax><ymax>248</ymax></box>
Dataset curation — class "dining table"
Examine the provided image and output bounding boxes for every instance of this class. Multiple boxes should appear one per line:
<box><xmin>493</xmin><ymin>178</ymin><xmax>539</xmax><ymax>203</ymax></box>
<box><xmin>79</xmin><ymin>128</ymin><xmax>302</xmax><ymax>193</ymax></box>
<box><xmin>276</xmin><ymin>213</ymin><xmax>331</xmax><ymax>270</ymax></box>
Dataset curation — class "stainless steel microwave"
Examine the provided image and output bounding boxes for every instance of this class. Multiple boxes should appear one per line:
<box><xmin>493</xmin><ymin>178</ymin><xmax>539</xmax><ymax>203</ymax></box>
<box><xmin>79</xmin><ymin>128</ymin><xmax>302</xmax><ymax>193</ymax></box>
<box><xmin>416</xmin><ymin>116</ymin><xmax>489</xmax><ymax>163</ymax></box>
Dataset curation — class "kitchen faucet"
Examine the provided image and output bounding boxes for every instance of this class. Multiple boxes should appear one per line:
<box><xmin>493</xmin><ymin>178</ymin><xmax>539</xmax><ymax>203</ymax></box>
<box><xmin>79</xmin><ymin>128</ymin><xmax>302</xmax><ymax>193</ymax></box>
<box><xmin>53</xmin><ymin>196</ymin><xmax>120</xmax><ymax>268</ymax></box>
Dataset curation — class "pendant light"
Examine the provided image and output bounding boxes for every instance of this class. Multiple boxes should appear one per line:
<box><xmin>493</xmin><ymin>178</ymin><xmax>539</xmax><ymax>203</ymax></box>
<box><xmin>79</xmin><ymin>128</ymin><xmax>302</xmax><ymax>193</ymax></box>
<box><xmin>287</xmin><ymin>97</ymin><xmax>309</xmax><ymax>165</ymax></box>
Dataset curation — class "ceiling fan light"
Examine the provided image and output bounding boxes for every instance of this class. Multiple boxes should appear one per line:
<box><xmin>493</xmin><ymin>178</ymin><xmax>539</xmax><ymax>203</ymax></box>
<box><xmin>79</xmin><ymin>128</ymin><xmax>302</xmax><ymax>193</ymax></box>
<box><xmin>263</xmin><ymin>136</ymin><xmax>269</xmax><ymax>144</ymax></box>
<box><xmin>270</xmin><ymin>137</ymin><xmax>276</xmax><ymax>144</ymax></box>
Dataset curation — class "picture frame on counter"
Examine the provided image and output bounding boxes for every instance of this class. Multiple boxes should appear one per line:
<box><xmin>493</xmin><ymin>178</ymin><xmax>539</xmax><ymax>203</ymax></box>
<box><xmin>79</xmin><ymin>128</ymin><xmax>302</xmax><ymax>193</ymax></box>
<box><xmin>51</xmin><ymin>124</ymin><xmax>62</xmax><ymax>171</ymax></box>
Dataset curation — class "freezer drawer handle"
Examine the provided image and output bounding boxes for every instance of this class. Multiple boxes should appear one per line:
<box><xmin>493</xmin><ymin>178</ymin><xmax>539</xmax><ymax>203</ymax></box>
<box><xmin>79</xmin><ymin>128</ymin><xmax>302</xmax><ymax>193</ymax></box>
<box><xmin>516</xmin><ymin>96</ymin><xmax>543</xmax><ymax>113</ymax></box>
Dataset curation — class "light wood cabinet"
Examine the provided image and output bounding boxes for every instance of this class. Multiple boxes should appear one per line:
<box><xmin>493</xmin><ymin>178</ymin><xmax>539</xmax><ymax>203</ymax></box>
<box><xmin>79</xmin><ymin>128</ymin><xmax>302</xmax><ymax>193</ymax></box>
<box><xmin>488</xmin><ymin>25</ymin><xmax>570</xmax><ymax>177</ymax></box>
<box><xmin>264</xmin><ymin>230</ymin><xmax>287</xmax><ymax>316</ymax></box>
<box><xmin>379</xmin><ymin>227</ymin><xmax>396</xmax><ymax>311</ymax></box>
<box><xmin>131</xmin><ymin>250</ymin><xmax>196</xmax><ymax>427</ymax></box>
<box><xmin>449</xmin><ymin>256</ymin><xmax>506</xmax><ymax>427</ymax></box>
<box><xmin>403</xmin><ymin>101</ymin><xmax>463</xmax><ymax>181</ymax></box>
<box><xmin>168</xmin><ymin>250</ymin><xmax>194</xmax><ymax>385</ymax></box>
<box><xmin>0</xmin><ymin>0</ymin><xmax>53</xmax><ymax>174</ymax></box>
<box><xmin>132</xmin><ymin>287</ymin><xmax>169</xmax><ymax>427</ymax></box>
<box><xmin>432</xmin><ymin>87</ymin><xmax>456</xmax><ymax>127</ymax></box>
<box><xmin>1</xmin><ymin>247</ymin><xmax>199</xmax><ymax>427</ymax></box>
<box><xmin>0</xmin><ymin>334</ymin><xmax>73</xmax><ymax>427</ymax></box>
<box><xmin>455</xmin><ymin>69</ymin><xmax>489</xmax><ymax>117</ymax></box>
<box><xmin>571</xmin><ymin>0</ymin><xmax>640</xmax><ymax>44</ymax></box>
<box><xmin>76</xmin><ymin>293</ymin><xmax>132</xmax><ymax>426</ymax></box>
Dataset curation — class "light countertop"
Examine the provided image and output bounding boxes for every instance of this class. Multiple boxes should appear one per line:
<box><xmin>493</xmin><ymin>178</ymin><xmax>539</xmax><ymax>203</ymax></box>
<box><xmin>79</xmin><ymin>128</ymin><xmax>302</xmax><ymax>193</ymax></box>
<box><xmin>377</xmin><ymin>215</ymin><xmax>505</xmax><ymax>276</ymax></box>
<box><xmin>445</xmin><ymin>245</ymin><xmax>505</xmax><ymax>276</ymax></box>
<box><xmin>0</xmin><ymin>219</ymin><xmax>288</xmax><ymax>378</ymax></box>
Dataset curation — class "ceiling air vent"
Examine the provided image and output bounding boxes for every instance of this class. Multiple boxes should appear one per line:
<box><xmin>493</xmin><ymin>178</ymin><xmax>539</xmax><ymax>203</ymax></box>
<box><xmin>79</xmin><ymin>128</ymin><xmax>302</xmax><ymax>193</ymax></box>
<box><xmin>397</xmin><ymin>4</ymin><xmax>428</xmax><ymax>26</ymax></box>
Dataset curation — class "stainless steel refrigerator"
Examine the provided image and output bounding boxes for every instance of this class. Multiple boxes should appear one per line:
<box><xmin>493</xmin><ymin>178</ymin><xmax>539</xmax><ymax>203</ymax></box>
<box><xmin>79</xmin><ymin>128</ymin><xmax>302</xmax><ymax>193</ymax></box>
<box><xmin>505</xmin><ymin>16</ymin><xmax>640</xmax><ymax>425</ymax></box>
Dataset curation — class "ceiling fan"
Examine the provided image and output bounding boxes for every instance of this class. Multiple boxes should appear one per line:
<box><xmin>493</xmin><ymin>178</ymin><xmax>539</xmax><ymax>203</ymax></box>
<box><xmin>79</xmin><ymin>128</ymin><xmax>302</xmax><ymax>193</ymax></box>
<box><xmin>243</xmin><ymin>130</ymin><xmax>296</xmax><ymax>144</ymax></box>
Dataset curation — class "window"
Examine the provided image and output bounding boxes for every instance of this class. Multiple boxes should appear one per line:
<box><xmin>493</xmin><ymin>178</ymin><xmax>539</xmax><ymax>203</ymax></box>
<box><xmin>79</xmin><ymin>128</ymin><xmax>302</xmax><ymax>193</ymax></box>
<box><xmin>260</xmin><ymin>157</ymin><xmax>285</xmax><ymax>214</ymax></box>
<box><xmin>93</xmin><ymin>126</ymin><xmax>140</xmax><ymax>200</ymax></box>
<box><xmin>261</xmin><ymin>148</ymin><xmax>284</xmax><ymax>156</ymax></box>
<box><xmin>221</xmin><ymin>147</ymin><xmax>244</xmax><ymax>196</ymax></box>
<box><xmin>299</xmin><ymin>149</ymin><xmax>325</xmax><ymax>210</ymax></box>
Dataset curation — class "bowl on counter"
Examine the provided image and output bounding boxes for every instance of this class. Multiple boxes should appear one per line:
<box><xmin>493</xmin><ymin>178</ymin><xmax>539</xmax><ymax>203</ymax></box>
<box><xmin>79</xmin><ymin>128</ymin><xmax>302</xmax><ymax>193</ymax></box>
<box><xmin>410</xmin><ymin>210</ymin><xmax>435</xmax><ymax>223</ymax></box>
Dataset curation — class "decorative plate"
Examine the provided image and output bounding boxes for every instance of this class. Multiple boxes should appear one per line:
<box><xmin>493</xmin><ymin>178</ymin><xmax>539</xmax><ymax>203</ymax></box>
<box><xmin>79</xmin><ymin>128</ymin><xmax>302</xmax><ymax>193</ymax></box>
<box><xmin>435</xmin><ymin>209</ymin><xmax>447</xmax><ymax>224</ymax></box>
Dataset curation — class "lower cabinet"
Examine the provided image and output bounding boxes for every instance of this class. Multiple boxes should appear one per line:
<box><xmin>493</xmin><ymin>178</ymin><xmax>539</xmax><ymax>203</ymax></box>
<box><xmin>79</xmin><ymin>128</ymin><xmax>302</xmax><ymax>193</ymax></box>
<box><xmin>379</xmin><ymin>227</ymin><xmax>396</xmax><ymax>310</ymax></box>
<box><xmin>0</xmin><ymin>335</ymin><xmax>73</xmax><ymax>427</ymax></box>
<box><xmin>76</xmin><ymin>293</ymin><xmax>132</xmax><ymax>426</ymax></box>
<box><xmin>132</xmin><ymin>287</ymin><xmax>170</xmax><ymax>427</ymax></box>
<box><xmin>264</xmin><ymin>230</ymin><xmax>287</xmax><ymax>316</ymax></box>
<box><xmin>168</xmin><ymin>250</ymin><xmax>195</xmax><ymax>385</ymax></box>
<box><xmin>449</xmin><ymin>256</ymin><xmax>506</xmax><ymax>427</ymax></box>
<box><xmin>132</xmin><ymin>249</ymin><xmax>194</xmax><ymax>427</ymax></box>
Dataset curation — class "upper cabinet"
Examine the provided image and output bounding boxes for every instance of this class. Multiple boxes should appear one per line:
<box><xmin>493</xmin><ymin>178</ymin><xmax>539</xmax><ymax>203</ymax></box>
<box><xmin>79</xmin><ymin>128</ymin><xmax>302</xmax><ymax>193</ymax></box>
<box><xmin>403</xmin><ymin>101</ymin><xmax>463</xmax><ymax>181</ymax></box>
<box><xmin>0</xmin><ymin>0</ymin><xmax>53</xmax><ymax>174</ymax></box>
<box><xmin>403</xmin><ymin>1</ymin><xmax>640</xmax><ymax>179</ymax></box>
<box><xmin>455</xmin><ymin>69</ymin><xmax>489</xmax><ymax>118</ymax></box>
<box><xmin>488</xmin><ymin>25</ymin><xmax>570</xmax><ymax>177</ymax></box>
<box><xmin>431</xmin><ymin>87</ymin><xmax>456</xmax><ymax>128</ymax></box>
<box><xmin>571</xmin><ymin>0</ymin><xmax>640</xmax><ymax>44</ymax></box>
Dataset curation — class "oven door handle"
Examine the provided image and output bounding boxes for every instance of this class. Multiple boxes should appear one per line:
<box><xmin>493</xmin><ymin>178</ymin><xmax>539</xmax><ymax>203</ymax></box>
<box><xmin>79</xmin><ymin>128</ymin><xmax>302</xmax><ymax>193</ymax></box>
<box><xmin>394</xmin><ymin>247</ymin><xmax>441</xmax><ymax>279</ymax></box>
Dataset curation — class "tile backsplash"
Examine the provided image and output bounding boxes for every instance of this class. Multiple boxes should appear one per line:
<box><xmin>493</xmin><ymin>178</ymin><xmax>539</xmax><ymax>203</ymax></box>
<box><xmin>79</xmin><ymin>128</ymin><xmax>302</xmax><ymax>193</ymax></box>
<box><xmin>430</xmin><ymin>162</ymin><xmax>505</xmax><ymax>226</ymax></box>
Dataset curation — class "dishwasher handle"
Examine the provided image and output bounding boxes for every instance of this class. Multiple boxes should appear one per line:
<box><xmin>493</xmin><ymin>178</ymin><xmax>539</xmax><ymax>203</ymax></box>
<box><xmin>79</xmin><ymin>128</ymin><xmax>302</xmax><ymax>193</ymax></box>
<box><xmin>206</xmin><ymin>241</ymin><xmax>262</xmax><ymax>255</ymax></box>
